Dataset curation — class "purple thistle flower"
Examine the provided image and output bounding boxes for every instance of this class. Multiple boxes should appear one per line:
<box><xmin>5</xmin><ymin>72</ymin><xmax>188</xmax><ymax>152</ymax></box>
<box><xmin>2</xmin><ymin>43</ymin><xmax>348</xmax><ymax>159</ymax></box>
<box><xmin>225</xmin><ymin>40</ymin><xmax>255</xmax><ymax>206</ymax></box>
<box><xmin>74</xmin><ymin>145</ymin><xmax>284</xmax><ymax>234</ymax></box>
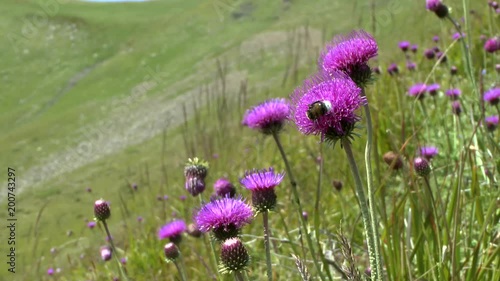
<box><xmin>184</xmin><ymin>158</ymin><xmax>209</xmax><ymax>196</ymax></box>
<box><xmin>195</xmin><ymin>196</ymin><xmax>253</xmax><ymax>241</ymax></box>
<box><xmin>427</xmin><ymin>83</ymin><xmax>440</xmax><ymax>96</ymax></box>
<box><xmin>158</xmin><ymin>220</ymin><xmax>187</xmax><ymax>244</ymax></box>
<box><xmin>131</xmin><ymin>183</ymin><xmax>138</xmax><ymax>191</ymax></box>
<box><xmin>399</xmin><ymin>41</ymin><xmax>410</xmax><ymax>52</ymax></box>
<box><xmin>489</xmin><ymin>1</ymin><xmax>499</xmax><ymax>9</ymax></box>
<box><xmin>411</xmin><ymin>44</ymin><xmax>418</xmax><ymax>53</ymax></box>
<box><xmin>406</xmin><ymin>61</ymin><xmax>417</xmax><ymax>71</ymax></box>
<box><xmin>485</xmin><ymin>115</ymin><xmax>499</xmax><ymax>132</ymax></box>
<box><xmin>137</xmin><ymin>216</ymin><xmax>143</xmax><ymax>223</ymax></box>
<box><xmin>87</xmin><ymin>221</ymin><xmax>96</xmax><ymax>229</ymax></box>
<box><xmin>484</xmin><ymin>37</ymin><xmax>500</xmax><ymax>53</ymax></box>
<box><xmin>240</xmin><ymin>167</ymin><xmax>285</xmax><ymax>212</ymax></box>
<box><xmin>120</xmin><ymin>257</ymin><xmax>127</xmax><ymax>265</ymax></box>
<box><xmin>426</xmin><ymin>0</ymin><xmax>449</xmax><ymax>18</ymax></box>
<box><xmin>319</xmin><ymin>30</ymin><xmax>378</xmax><ymax>86</ymax></box>
<box><xmin>291</xmin><ymin>72</ymin><xmax>366</xmax><ymax>143</ymax></box>
<box><xmin>445</xmin><ymin>88</ymin><xmax>461</xmax><ymax>100</ymax></box>
<box><xmin>451</xmin><ymin>101</ymin><xmax>462</xmax><ymax>116</ymax></box>
<box><xmin>242</xmin><ymin>98</ymin><xmax>290</xmax><ymax>135</ymax></box>
<box><xmin>387</xmin><ymin>63</ymin><xmax>399</xmax><ymax>75</ymax></box>
<box><xmin>179</xmin><ymin>195</ymin><xmax>187</xmax><ymax>201</ymax></box>
<box><xmin>450</xmin><ymin>66</ymin><xmax>458</xmax><ymax>75</ymax></box>
<box><xmin>420</xmin><ymin>146</ymin><xmax>439</xmax><ymax>160</ymax></box>
<box><xmin>424</xmin><ymin>48</ymin><xmax>436</xmax><ymax>59</ymax></box>
<box><xmin>214</xmin><ymin>177</ymin><xmax>237</xmax><ymax>198</ymax></box>
<box><xmin>408</xmin><ymin>83</ymin><xmax>427</xmax><ymax>99</ymax></box>
<box><xmin>164</xmin><ymin>242</ymin><xmax>180</xmax><ymax>261</ymax></box>
<box><xmin>432</xmin><ymin>35</ymin><xmax>440</xmax><ymax>42</ymax></box>
<box><xmin>100</xmin><ymin>246</ymin><xmax>112</xmax><ymax>262</ymax></box>
<box><xmin>47</xmin><ymin>268</ymin><xmax>54</xmax><ymax>276</ymax></box>
<box><xmin>484</xmin><ymin>87</ymin><xmax>500</xmax><ymax>105</ymax></box>
<box><xmin>220</xmin><ymin>238</ymin><xmax>250</xmax><ymax>274</ymax></box>
<box><xmin>452</xmin><ymin>32</ymin><xmax>465</xmax><ymax>40</ymax></box>
<box><xmin>372</xmin><ymin>66</ymin><xmax>381</xmax><ymax>74</ymax></box>
<box><xmin>94</xmin><ymin>199</ymin><xmax>110</xmax><ymax>221</ymax></box>
<box><xmin>436</xmin><ymin>51</ymin><xmax>447</xmax><ymax>63</ymax></box>
<box><xmin>414</xmin><ymin>157</ymin><xmax>431</xmax><ymax>177</ymax></box>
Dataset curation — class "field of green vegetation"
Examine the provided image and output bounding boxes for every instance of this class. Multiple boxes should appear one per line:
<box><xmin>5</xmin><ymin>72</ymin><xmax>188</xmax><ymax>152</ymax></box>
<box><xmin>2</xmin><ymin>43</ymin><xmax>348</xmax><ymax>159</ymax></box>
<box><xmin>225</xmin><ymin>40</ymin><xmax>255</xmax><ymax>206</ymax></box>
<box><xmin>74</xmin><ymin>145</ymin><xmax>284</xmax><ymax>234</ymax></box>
<box><xmin>1</xmin><ymin>0</ymin><xmax>498</xmax><ymax>280</ymax></box>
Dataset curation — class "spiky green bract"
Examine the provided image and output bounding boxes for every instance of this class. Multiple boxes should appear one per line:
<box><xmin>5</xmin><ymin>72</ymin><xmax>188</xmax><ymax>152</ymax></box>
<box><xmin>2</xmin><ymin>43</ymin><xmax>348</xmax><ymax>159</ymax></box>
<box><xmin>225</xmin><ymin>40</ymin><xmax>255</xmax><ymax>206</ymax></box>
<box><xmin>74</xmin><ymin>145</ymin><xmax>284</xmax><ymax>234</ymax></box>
<box><xmin>219</xmin><ymin>238</ymin><xmax>250</xmax><ymax>274</ymax></box>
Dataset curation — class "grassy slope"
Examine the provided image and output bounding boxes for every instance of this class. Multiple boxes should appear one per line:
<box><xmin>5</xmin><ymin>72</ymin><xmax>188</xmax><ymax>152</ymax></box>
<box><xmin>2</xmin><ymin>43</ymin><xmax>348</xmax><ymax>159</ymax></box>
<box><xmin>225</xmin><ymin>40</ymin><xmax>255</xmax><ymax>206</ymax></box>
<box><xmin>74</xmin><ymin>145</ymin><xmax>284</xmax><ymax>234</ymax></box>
<box><xmin>1</xmin><ymin>0</ymin><xmax>494</xmax><ymax>279</ymax></box>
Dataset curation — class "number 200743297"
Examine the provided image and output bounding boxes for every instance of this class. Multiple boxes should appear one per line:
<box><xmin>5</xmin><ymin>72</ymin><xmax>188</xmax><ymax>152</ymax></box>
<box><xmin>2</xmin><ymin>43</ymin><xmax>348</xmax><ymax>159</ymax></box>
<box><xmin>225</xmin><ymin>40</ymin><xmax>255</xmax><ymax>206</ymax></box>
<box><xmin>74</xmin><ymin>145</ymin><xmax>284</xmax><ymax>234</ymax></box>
<box><xmin>7</xmin><ymin>168</ymin><xmax>15</xmax><ymax>215</ymax></box>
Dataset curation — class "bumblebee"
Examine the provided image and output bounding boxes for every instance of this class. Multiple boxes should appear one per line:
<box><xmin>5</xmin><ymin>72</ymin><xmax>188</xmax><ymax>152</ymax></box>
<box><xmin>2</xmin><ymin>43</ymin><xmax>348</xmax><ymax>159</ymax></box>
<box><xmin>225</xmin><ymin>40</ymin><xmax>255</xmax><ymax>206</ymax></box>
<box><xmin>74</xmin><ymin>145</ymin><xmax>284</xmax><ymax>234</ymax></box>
<box><xmin>306</xmin><ymin>100</ymin><xmax>332</xmax><ymax>120</ymax></box>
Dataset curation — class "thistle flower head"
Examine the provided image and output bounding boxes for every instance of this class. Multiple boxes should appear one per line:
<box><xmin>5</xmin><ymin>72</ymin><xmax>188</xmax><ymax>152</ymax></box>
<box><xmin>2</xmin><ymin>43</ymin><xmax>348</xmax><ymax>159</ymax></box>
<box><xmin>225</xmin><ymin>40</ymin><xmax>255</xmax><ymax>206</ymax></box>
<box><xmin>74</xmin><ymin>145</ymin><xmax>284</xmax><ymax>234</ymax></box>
<box><xmin>100</xmin><ymin>246</ymin><xmax>112</xmax><ymax>262</ymax></box>
<box><xmin>408</xmin><ymin>83</ymin><xmax>427</xmax><ymax>99</ymax></box>
<box><xmin>291</xmin><ymin>72</ymin><xmax>365</xmax><ymax>144</ymax></box>
<box><xmin>213</xmin><ymin>177</ymin><xmax>236</xmax><ymax>198</ymax></box>
<box><xmin>240</xmin><ymin>168</ymin><xmax>284</xmax><ymax>212</ymax></box>
<box><xmin>195</xmin><ymin>196</ymin><xmax>253</xmax><ymax>241</ymax></box>
<box><xmin>319</xmin><ymin>30</ymin><xmax>378</xmax><ymax>86</ymax></box>
<box><xmin>158</xmin><ymin>220</ymin><xmax>187</xmax><ymax>244</ymax></box>
<box><xmin>420</xmin><ymin>146</ymin><xmax>439</xmax><ymax>160</ymax></box>
<box><xmin>164</xmin><ymin>242</ymin><xmax>180</xmax><ymax>262</ymax></box>
<box><xmin>185</xmin><ymin>177</ymin><xmax>206</xmax><ymax>197</ymax></box>
<box><xmin>410</xmin><ymin>44</ymin><xmax>418</xmax><ymax>53</ymax></box>
<box><xmin>451</xmin><ymin>100</ymin><xmax>462</xmax><ymax>116</ymax></box>
<box><xmin>427</xmin><ymin>83</ymin><xmax>440</xmax><ymax>96</ymax></box>
<box><xmin>383</xmin><ymin>151</ymin><xmax>404</xmax><ymax>170</ymax></box>
<box><xmin>426</xmin><ymin>0</ymin><xmax>449</xmax><ymax>18</ymax></box>
<box><xmin>398</xmin><ymin>41</ymin><xmax>410</xmax><ymax>52</ymax></box>
<box><xmin>433</xmin><ymin>35</ymin><xmax>440</xmax><ymax>42</ymax></box>
<box><xmin>387</xmin><ymin>63</ymin><xmax>399</xmax><ymax>75</ymax></box>
<box><xmin>242</xmin><ymin>98</ymin><xmax>290</xmax><ymax>135</ymax></box>
<box><xmin>485</xmin><ymin>115</ymin><xmax>499</xmax><ymax>132</ymax></box>
<box><xmin>450</xmin><ymin>65</ymin><xmax>458</xmax><ymax>75</ymax></box>
<box><xmin>446</xmin><ymin>88</ymin><xmax>461</xmax><ymax>100</ymax></box>
<box><xmin>87</xmin><ymin>221</ymin><xmax>96</xmax><ymax>229</ymax></box>
<box><xmin>184</xmin><ymin>157</ymin><xmax>209</xmax><ymax>179</ymax></box>
<box><xmin>484</xmin><ymin>87</ymin><xmax>500</xmax><ymax>105</ymax></box>
<box><xmin>414</xmin><ymin>157</ymin><xmax>431</xmax><ymax>177</ymax></box>
<box><xmin>94</xmin><ymin>199</ymin><xmax>110</xmax><ymax>221</ymax></box>
<box><xmin>219</xmin><ymin>238</ymin><xmax>250</xmax><ymax>274</ymax></box>
<box><xmin>424</xmin><ymin>49</ymin><xmax>435</xmax><ymax>59</ymax></box>
<box><xmin>486</xmin><ymin>37</ymin><xmax>500</xmax><ymax>53</ymax></box>
<box><xmin>47</xmin><ymin>268</ymin><xmax>54</xmax><ymax>276</ymax></box>
<box><xmin>407</xmin><ymin>61</ymin><xmax>417</xmax><ymax>71</ymax></box>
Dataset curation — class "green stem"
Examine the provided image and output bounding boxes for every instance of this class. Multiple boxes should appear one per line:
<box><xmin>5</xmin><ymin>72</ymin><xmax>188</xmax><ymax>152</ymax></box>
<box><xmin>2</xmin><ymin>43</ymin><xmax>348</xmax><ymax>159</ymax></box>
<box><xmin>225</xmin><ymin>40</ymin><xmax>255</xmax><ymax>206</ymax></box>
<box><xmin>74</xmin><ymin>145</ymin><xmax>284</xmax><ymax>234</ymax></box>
<box><xmin>198</xmin><ymin>196</ymin><xmax>221</xmax><ymax>278</ymax></box>
<box><xmin>362</xmin><ymin>92</ymin><xmax>384</xmax><ymax>280</ymax></box>
<box><xmin>102</xmin><ymin>220</ymin><xmax>130</xmax><ymax>281</ymax></box>
<box><xmin>263</xmin><ymin>211</ymin><xmax>273</xmax><ymax>281</ymax></box>
<box><xmin>341</xmin><ymin>139</ymin><xmax>378</xmax><ymax>281</ymax></box>
<box><xmin>174</xmin><ymin>258</ymin><xmax>188</xmax><ymax>281</ymax></box>
<box><xmin>271</xmin><ymin>132</ymin><xmax>327</xmax><ymax>281</ymax></box>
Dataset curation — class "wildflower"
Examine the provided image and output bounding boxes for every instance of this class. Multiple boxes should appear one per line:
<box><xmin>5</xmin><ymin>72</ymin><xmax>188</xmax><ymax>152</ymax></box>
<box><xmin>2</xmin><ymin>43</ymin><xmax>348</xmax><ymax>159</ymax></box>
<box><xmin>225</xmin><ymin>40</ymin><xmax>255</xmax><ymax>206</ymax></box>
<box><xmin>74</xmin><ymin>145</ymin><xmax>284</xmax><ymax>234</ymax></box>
<box><xmin>332</xmin><ymin>180</ymin><xmax>343</xmax><ymax>191</ymax></box>
<box><xmin>445</xmin><ymin>88</ymin><xmax>461</xmax><ymax>100</ymax></box>
<box><xmin>195</xmin><ymin>196</ymin><xmax>253</xmax><ymax>241</ymax></box>
<box><xmin>164</xmin><ymin>242</ymin><xmax>180</xmax><ymax>262</ymax></box>
<box><xmin>319</xmin><ymin>30</ymin><xmax>378</xmax><ymax>86</ymax></box>
<box><xmin>158</xmin><ymin>220</ymin><xmax>186</xmax><ymax>244</ymax></box>
<box><xmin>383</xmin><ymin>151</ymin><xmax>404</xmax><ymax>170</ymax></box>
<box><xmin>414</xmin><ymin>157</ymin><xmax>431</xmax><ymax>177</ymax></box>
<box><xmin>484</xmin><ymin>37</ymin><xmax>500</xmax><ymax>53</ymax></box>
<box><xmin>120</xmin><ymin>257</ymin><xmax>127</xmax><ymax>265</ymax></box>
<box><xmin>302</xmin><ymin>211</ymin><xmax>308</xmax><ymax>221</ymax></box>
<box><xmin>424</xmin><ymin>48</ymin><xmax>436</xmax><ymax>59</ymax></box>
<box><xmin>242</xmin><ymin>98</ymin><xmax>290</xmax><ymax>135</ymax></box>
<box><xmin>213</xmin><ymin>177</ymin><xmax>236</xmax><ymax>198</ymax></box>
<box><xmin>432</xmin><ymin>35</ymin><xmax>440</xmax><ymax>42</ymax></box>
<box><xmin>427</xmin><ymin>83</ymin><xmax>440</xmax><ymax>96</ymax></box>
<box><xmin>436</xmin><ymin>51</ymin><xmax>447</xmax><ymax>63</ymax></box>
<box><xmin>240</xmin><ymin>168</ymin><xmax>284</xmax><ymax>213</ymax></box>
<box><xmin>47</xmin><ymin>268</ymin><xmax>54</xmax><ymax>276</ymax></box>
<box><xmin>399</xmin><ymin>41</ymin><xmax>410</xmax><ymax>52</ymax></box>
<box><xmin>219</xmin><ymin>238</ymin><xmax>250</xmax><ymax>274</ymax></box>
<box><xmin>408</xmin><ymin>83</ymin><xmax>427</xmax><ymax>99</ymax></box>
<box><xmin>387</xmin><ymin>63</ymin><xmax>399</xmax><ymax>75</ymax></box>
<box><xmin>484</xmin><ymin>87</ymin><xmax>500</xmax><ymax>105</ymax></box>
<box><xmin>407</xmin><ymin>61</ymin><xmax>417</xmax><ymax>71</ymax></box>
<box><xmin>450</xmin><ymin>65</ymin><xmax>458</xmax><ymax>75</ymax></box>
<box><xmin>187</xmin><ymin>223</ymin><xmax>203</xmax><ymax>238</ymax></box>
<box><xmin>137</xmin><ymin>216</ymin><xmax>143</xmax><ymax>223</ymax></box>
<box><xmin>485</xmin><ymin>115</ymin><xmax>499</xmax><ymax>132</ymax></box>
<box><xmin>87</xmin><ymin>221</ymin><xmax>96</xmax><ymax>229</ymax></box>
<box><xmin>411</xmin><ymin>44</ymin><xmax>418</xmax><ymax>53</ymax></box>
<box><xmin>290</xmin><ymin>72</ymin><xmax>366</xmax><ymax>144</ymax></box>
<box><xmin>184</xmin><ymin>158</ymin><xmax>209</xmax><ymax>196</ymax></box>
<box><xmin>372</xmin><ymin>66</ymin><xmax>381</xmax><ymax>74</ymax></box>
<box><xmin>426</xmin><ymin>0</ymin><xmax>449</xmax><ymax>18</ymax></box>
<box><xmin>452</xmin><ymin>100</ymin><xmax>462</xmax><ymax>116</ymax></box>
<box><xmin>452</xmin><ymin>32</ymin><xmax>465</xmax><ymax>40</ymax></box>
<box><xmin>86</xmin><ymin>187</ymin><xmax>92</xmax><ymax>193</ymax></box>
<box><xmin>420</xmin><ymin>146</ymin><xmax>439</xmax><ymax>160</ymax></box>
<box><xmin>100</xmin><ymin>246</ymin><xmax>112</xmax><ymax>261</ymax></box>
<box><xmin>94</xmin><ymin>199</ymin><xmax>110</xmax><ymax>221</ymax></box>
<box><xmin>131</xmin><ymin>183</ymin><xmax>138</xmax><ymax>191</ymax></box>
